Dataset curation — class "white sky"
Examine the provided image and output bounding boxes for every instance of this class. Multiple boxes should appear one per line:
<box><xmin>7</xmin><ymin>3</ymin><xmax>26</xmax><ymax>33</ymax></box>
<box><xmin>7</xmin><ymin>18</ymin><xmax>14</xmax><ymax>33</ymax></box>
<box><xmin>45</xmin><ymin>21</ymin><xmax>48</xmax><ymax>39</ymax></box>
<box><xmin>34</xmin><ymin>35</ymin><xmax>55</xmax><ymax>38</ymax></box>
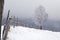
<box><xmin>3</xmin><ymin>0</ymin><xmax>60</xmax><ymax>20</ymax></box>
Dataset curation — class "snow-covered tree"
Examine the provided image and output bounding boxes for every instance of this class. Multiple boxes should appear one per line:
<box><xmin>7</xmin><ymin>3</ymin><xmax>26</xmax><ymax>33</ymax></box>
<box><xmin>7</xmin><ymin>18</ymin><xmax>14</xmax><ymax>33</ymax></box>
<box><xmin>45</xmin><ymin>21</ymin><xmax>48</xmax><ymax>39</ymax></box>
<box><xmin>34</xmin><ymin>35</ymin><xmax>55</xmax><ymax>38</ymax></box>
<box><xmin>34</xmin><ymin>5</ymin><xmax>48</xmax><ymax>29</ymax></box>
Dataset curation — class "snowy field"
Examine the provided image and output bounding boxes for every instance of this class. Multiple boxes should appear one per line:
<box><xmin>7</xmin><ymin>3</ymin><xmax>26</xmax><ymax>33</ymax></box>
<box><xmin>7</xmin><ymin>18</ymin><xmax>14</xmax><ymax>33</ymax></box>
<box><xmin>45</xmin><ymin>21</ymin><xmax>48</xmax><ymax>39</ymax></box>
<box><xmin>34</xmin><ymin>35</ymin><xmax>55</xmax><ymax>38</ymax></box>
<box><xmin>1</xmin><ymin>26</ymin><xmax>60</xmax><ymax>40</ymax></box>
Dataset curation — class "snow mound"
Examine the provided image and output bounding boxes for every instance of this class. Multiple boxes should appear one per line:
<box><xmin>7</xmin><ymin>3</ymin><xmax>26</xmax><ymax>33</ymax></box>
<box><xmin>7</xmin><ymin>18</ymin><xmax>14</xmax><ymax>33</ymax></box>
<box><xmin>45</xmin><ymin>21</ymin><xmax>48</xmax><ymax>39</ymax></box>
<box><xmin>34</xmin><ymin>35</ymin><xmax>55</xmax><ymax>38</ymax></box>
<box><xmin>4</xmin><ymin>26</ymin><xmax>60</xmax><ymax>40</ymax></box>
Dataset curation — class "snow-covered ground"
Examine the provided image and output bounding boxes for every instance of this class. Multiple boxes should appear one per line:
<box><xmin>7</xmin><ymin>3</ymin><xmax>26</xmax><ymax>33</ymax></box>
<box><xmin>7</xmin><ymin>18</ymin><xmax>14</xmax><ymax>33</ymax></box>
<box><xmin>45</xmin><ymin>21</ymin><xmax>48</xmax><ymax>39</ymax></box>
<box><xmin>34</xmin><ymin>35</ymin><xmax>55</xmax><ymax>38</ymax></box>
<box><xmin>1</xmin><ymin>26</ymin><xmax>60</xmax><ymax>40</ymax></box>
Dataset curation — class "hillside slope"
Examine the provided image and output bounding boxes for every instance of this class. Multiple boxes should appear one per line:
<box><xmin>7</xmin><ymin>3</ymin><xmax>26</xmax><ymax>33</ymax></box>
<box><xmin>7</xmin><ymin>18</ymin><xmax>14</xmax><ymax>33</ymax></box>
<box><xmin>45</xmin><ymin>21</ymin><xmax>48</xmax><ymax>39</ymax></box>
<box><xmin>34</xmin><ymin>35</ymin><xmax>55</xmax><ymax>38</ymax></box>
<box><xmin>1</xmin><ymin>26</ymin><xmax>60</xmax><ymax>40</ymax></box>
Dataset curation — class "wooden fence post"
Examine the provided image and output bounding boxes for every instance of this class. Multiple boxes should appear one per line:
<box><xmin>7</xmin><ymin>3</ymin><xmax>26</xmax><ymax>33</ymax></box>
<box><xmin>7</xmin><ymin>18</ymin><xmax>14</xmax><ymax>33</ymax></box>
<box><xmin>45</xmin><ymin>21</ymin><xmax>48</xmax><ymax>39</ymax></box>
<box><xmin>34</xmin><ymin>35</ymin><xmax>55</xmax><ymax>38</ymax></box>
<box><xmin>2</xmin><ymin>10</ymin><xmax>11</xmax><ymax>40</ymax></box>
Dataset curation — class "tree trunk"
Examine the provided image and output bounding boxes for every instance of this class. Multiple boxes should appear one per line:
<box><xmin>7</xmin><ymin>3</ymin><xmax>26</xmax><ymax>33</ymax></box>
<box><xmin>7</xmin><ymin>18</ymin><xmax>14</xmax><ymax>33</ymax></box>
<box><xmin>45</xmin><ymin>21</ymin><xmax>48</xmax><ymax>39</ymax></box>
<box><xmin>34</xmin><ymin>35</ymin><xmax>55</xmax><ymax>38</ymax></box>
<box><xmin>0</xmin><ymin>0</ymin><xmax>4</xmax><ymax>39</ymax></box>
<box><xmin>40</xmin><ymin>26</ymin><xmax>42</xmax><ymax>30</ymax></box>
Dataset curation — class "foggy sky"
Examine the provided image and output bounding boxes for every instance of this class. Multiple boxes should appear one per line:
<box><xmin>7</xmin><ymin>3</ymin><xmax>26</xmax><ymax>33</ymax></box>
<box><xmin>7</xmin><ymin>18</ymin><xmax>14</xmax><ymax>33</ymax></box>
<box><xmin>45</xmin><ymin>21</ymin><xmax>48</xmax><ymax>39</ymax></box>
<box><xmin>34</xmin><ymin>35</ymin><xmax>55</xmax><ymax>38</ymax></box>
<box><xmin>3</xmin><ymin>0</ymin><xmax>60</xmax><ymax>20</ymax></box>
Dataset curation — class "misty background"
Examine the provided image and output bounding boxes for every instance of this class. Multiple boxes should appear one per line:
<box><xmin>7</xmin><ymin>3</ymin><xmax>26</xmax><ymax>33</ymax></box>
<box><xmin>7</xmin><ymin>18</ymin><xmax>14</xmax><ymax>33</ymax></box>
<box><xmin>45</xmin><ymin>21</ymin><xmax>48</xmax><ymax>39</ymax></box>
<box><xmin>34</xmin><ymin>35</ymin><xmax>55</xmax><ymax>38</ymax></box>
<box><xmin>2</xmin><ymin>0</ymin><xmax>60</xmax><ymax>32</ymax></box>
